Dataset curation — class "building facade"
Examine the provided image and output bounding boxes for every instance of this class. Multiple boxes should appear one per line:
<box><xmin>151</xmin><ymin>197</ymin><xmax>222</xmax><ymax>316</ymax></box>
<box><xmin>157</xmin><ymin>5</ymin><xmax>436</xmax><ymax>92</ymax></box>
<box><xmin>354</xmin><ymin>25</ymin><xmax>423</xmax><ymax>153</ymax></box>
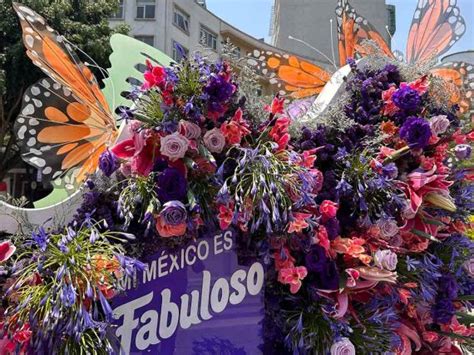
<box><xmin>109</xmin><ymin>0</ymin><xmax>289</xmax><ymax>63</ymax></box>
<box><xmin>270</xmin><ymin>0</ymin><xmax>395</xmax><ymax>68</ymax></box>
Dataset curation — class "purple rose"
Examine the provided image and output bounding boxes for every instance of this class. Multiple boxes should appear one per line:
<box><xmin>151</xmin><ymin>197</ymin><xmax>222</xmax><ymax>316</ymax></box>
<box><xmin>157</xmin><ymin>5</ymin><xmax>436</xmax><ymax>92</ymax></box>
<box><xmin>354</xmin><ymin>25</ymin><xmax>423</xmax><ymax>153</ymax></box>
<box><xmin>330</xmin><ymin>338</ymin><xmax>356</xmax><ymax>355</ymax></box>
<box><xmin>156</xmin><ymin>168</ymin><xmax>187</xmax><ymax>203</ymax></box>
<box><xmin>399</xmin><ymin>116</ymin><xmax>432</xmax><ymax>149</ymax></box>
<box><xmin>203</xmin><ymin>128</ymin><xmax>226</xmax><ymax>153</ymax></box>
<box><xmin>463</xmin><ymin>258</ymin><xmax>474</xmax><ymax>277</ymax></box>
<box><xmin>377</xmin><ymin>218</ymin><xmax>399</xmax><ymax>239</ymax></box>
<box><xmin>454</xmin><ymin>144</ymin><xmax>472</xmax><ymax>160</ymax></box>
<box><xmin>392</xmin><ymin>85</ymin><xmax>421</xmax><ymax>111</ymax></box>
<box><xmin>306</xmin><ymin>245</ymin><xmax>339</xmax><ymax>290</ymax></box>
<box><xmin>99</xmin><ymin>149</ymin><xmax>119</xmax><ymax>177</ymax></box>
<box><xmin>374</xmin><ymin>249</ymin><xmax>398</xmax><ymax>271</ymax></box>
<box><xmin>305</xmin><ymin>245</ymin><xmax>327</xmax><ymax>273</ymax></box>
<box><xmin>159</xmin><ymin>200</ymin><xmax>187</xmax><ymax>225</ymax></box>
<box><xmin>429</xmin><ymin>114</ymin><xmax>450</xmax><ymax>135</ymax></box>
<box><xmin>160</xmin><ymin>132</ymin><xmax>189</xmax><ymax>161</ymax></box>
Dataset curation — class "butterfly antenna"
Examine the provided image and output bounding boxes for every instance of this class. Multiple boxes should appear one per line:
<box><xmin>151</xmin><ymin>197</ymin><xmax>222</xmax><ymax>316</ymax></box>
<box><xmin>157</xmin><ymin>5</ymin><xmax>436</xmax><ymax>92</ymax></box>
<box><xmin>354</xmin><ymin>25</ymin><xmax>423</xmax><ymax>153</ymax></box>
<box><xmin>288</xmin><ymin>35</ymin><xmax>338</xmax><ymax>70</ymax></box>
<box><xmin>329</xmin><ymin>19</ymin><xmax>337</xmax><ymax>70</ymax></box>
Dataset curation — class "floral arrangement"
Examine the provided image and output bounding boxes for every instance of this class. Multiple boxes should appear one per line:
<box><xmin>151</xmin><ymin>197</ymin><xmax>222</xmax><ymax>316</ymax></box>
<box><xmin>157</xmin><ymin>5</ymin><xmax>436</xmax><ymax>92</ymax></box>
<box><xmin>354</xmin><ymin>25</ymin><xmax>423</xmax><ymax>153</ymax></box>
<box><xmin>1</xmin><ymin>48</ymin><xmax>473</xmax><ymax>354</ymax></box>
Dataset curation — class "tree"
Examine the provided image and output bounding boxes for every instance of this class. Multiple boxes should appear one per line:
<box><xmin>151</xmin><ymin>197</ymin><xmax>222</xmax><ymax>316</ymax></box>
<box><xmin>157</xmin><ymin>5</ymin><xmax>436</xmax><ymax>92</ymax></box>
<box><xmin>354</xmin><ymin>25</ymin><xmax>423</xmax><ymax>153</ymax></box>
<box><xmin>0</xmin><ymin>0</ymin><xmax>129</xmax><ymax>180</ymax></box>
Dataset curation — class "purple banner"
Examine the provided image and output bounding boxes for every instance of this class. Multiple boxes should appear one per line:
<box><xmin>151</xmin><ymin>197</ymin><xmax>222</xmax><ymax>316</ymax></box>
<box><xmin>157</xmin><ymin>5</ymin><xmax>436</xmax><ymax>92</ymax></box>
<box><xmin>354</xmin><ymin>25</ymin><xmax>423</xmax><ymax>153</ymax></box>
<box><xmin>112</xmin><ymin>230</ymin><xmax>264</xmax><ymax>354</ymax></box>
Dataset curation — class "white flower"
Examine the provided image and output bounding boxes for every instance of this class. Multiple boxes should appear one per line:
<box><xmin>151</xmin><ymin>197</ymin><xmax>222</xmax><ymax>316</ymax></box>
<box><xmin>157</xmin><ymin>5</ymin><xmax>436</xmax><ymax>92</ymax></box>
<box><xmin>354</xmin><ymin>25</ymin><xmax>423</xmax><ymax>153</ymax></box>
<box><xmin>203</xmin><ymin>128</ymin><xmax>226</xmax><ymax>153</ymax></box>
<box><xmin>330</xmin><ymin>338</ymin><xmax>356</xmax><ymax>355</ymax></box>
<box><xmin>160</xmin><ymin>132</ymin><xmax>189</xmax><ymax>161</ymax></box>
<box><xmin>374</xmin><ymin>249</ymin><xmax>398</xmax><ymax>271</ymax></box>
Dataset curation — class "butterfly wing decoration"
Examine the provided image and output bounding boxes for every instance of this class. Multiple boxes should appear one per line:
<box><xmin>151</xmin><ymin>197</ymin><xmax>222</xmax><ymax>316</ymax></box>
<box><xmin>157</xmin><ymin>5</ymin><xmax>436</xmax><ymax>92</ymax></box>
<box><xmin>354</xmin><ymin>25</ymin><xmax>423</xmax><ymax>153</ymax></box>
<box><xmin>335</xmin><ymin>0</ymin><xmax>394</xmax><ymax>67</ymax></box>
<box><xmin>12</xmin><ymin>3</ymin><xmax>117</xmax><ymax>183</ymax></box>
<box><xmin>102</xmin><ymin>34</ymin><xmax>174</xmax><ymax>116</ymax></box>
<box><xmin>406</xmin><ymin>0</ymin><xmax>466</xmax><ymax>65</ymax></box>
<box><xmin>431</xmin><ymin>61</ymin><xmax>474</xmax><ymax>121</ymax></box>
<box><xmin>247</xmin><ymin>49</ymin><xmax>332</xmax><ymax>99</ymax></box>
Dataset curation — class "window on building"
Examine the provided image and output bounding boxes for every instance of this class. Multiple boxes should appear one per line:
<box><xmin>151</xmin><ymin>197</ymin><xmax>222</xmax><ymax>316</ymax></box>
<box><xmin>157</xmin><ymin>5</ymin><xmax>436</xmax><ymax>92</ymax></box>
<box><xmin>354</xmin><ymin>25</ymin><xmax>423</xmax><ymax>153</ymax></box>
<box><xmin>199</xmin><ymin>26</ymin><xmax>217</xmax><ymax>50</ymax></box>
<box><xmin>387</xmin><ymin>5</ymin><xmax>396</xmax><ymax>36</ymax></box>
<box><xmin>134</xmin><ymin>35</ymin><xmax>154</xmax><ymax>46</ymax></box>
<box><xmin>173</xmin><ymin>6</ymin><xmax>190</xmax><ymax>33</ymax></box>
<box><xmin>172</xmin><ymin>40</ymin><xmax>189</xmax><ymax>61</ymax></box>
<box><xmin>136</xmin><ymin>0</ymin><xmax>155</xmax><ymax>19</ymax></box>
<box><xmin>110</xmin><ymin>0</ymin><xmax>125</xmax><ymax>19</ymax></box>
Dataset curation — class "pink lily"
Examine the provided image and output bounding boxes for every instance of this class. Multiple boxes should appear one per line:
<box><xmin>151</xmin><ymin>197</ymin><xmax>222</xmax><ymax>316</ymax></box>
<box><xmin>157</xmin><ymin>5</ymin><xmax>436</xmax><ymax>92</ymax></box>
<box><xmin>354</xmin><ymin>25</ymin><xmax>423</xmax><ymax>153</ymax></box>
<box><xmin>0</xmin><ymin>240</ymin><xmax>15</xmax><ymax>263</ymax></box>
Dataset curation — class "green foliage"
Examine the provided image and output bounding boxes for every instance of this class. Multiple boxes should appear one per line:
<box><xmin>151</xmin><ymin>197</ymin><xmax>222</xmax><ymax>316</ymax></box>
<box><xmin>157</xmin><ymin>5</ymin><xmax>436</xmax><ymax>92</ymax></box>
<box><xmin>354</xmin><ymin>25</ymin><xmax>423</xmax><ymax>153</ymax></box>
<box><xmin>0</xmin><ymin>0</ymin><xmax>129</xmax><ymax>179</ymax></box>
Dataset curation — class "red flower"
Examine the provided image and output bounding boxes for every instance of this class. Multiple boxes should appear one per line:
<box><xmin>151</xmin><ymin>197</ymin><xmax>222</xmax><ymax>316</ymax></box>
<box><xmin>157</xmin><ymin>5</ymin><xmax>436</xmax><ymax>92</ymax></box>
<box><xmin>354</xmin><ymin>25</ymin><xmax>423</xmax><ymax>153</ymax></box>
<box><xmin>269</xmin><ymin>116</ymin><xmax>291</xmax><ymax>150</ymax></box>
<box><xmin>220</xmin><ymin>108</ymin><xmax>250</xmax><ymax>145</ymax></box>
<box><xmin>381</xmin><ymin>85</ymin><xmax>398</xmax><ymax>116</ymax></box>
<box><xmin>265</xmin><ymin>97</ymin><xmax>285</xmax><ymax>115</ymax></box>
<box><xmin>142</xmin><ymin>60</ymin><xmax>167</xmax><ymax>90</ymax></box>
<box><xmin>319</xmin><ymin>200</ymin><xmax>338</xmax><ymax>219</ymax></box>
<box><xmin>217</xmin><ymin>204</ymin><xmax>234</xmax><ymax>230</ymax></box>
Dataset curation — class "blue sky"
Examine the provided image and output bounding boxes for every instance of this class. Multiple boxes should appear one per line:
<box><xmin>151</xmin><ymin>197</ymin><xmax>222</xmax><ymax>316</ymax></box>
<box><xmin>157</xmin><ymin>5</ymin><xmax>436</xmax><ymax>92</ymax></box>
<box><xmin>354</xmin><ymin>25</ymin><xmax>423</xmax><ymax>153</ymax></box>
<box><xmin>206</xmin><ymin>0</ymin><xmax>474</xmax><ymax>57</ymax></box>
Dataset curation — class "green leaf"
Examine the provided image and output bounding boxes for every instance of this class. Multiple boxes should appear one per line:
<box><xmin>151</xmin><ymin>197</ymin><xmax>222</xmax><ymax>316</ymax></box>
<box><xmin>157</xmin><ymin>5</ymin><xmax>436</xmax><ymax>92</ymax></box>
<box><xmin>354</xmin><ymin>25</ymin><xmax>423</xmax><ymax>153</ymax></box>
<box><xmin>102</xmin><ymin>34</ymin><xmax>174</xmax><ymax>116</ymax></box>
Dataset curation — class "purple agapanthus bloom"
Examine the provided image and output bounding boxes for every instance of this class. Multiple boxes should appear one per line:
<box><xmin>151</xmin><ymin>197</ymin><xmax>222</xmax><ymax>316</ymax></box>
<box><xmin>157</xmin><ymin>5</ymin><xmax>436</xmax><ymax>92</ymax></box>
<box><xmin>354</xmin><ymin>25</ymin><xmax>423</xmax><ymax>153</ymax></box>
<box><xmin>98</xmin><ymin>149</ymin><xmax>119</xmax><ymax>177</ymax></box>
<box><xmin>392</xmin><ymin>86</ymin><xmax>421</xmax><ymax>111</ymax></box>
<box><xmin>156</xmin><ymin>167</ymin><xmax>187</xmax><ymax>203</ymax></box>
<box><xmin>399</xmin><ymin>116</ymin><xmax>432</xmax><ymax>148</ymax></box>
<box><xmin>32</xmin><ymin>227</ymin><xmax>49</xmax><ymax>252</ymax></box>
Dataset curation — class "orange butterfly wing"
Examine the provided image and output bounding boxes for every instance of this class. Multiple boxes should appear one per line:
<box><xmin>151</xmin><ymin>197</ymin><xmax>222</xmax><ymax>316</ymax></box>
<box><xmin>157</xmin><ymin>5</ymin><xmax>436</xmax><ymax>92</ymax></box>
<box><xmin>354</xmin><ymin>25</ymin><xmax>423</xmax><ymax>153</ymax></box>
<box><xmin>12</xmin><ymin>3</ymin><xmax>116</xmax><ymax>182</ymax></box>
<box><xmin>336</xmin><ymin>0</ymin><xmax>394</xmax><ymax>66</ymax></box>
<box><xmin>406</xmin><ymin>0</ymin><xmax>465</xmax><ymax>64</ymax></box>
<box><xmin>247</xmin><ymin>50</ymin><xmax>331</xmax><ymax>99</ymax></box>
<box><xmin>430</xmin><ymin>62</ymin><xmax>474</xmax><ymax>121</ymax></box>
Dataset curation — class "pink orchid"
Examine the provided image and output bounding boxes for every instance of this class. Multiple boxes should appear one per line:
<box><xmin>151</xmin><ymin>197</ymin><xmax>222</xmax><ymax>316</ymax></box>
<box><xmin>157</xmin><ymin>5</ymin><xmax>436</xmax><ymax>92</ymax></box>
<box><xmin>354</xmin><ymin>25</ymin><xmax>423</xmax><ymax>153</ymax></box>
<box><xmin>381</xmin><ymin>85</ymin><xmax>398</xmax><ymax>116</ymax></box>
<box><xmin>279</xmin><ymin>266</ymin><xmax>308</xmax><ymax>294</ymax></box>
<box><xmin>0</xmin><ymin>240</ymin><xmax>15</xmax><ymax>263</ymax></box>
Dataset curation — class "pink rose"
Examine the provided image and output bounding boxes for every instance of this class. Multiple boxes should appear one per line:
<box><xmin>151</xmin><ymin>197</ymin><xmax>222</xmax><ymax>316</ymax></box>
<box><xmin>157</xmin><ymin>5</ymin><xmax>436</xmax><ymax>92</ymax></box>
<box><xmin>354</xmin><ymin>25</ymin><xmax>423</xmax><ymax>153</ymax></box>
<box><xmin>203</xmin><ymin>128</ymin><xmax>226</xmax><ymax>153</ymax></box>
<box><xmin>330</xmin><ymin>338</ymin><xmax>356</xmax><ymax>355</ymax></box>
<box><xmin>179</xmin><ymin>121</ymin><xmax>202</xmax><ymax>140</ymax></box>
<box><xmin>429</xmin><ymin>115</ymin><xmax>450</xmax><ymax>135</ymax></box>
<box><xmin>464</xmin><ymin>258</ymin><xmax>474</xmax><ymax>277</ymax></box>
<box><xmin>319</xmin><ymin>200</ymin><xmax>338</xmax><ymax>219</ymax></box>
<box><xmin>374</xmin><ymin>249</ymin><xmax>398</xmax><ymax>271</ymax></box>
<box><xmin>160</xmin><ymin>132</ymin><xmax>189</xmax><ymax>161</ymax></box>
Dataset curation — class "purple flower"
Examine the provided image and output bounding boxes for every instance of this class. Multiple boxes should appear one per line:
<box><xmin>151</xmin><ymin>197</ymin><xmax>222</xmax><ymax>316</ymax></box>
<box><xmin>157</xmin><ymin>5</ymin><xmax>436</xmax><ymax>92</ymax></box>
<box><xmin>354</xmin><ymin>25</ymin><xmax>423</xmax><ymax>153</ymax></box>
<box><xmin>305</xmin><ymin>245</ymin><xmax>327</xmax><ymax>273</ymax></box>
<box><xmin>399</xmin><ymin>116</ymin><xmax>432</xmax><ymax>148</ymax></box>
<box><xmin>156</xmin><ymin>167</ymin><xmax>187</xmax><ymax>203</ymax></box>
<box><xmin>159</xmin><ymin>200</ymin><xmax>187</xmax><ymax>225</ymax></box>
<box><xmin>392</xmin><ymin>86</ymin><xmax>421</xmax><ymax>111</ymax></box>
<box><xmin>305</xmin><ymin>245</ymin><xmax>339</xmax><ymax>290</ymax></box>
<box><xmin>98</xmin><ymin>149</ymin><xmax>119</xmax><ymax>177</ymax></box>
<box><xmin>32</xmin><ymin>227</ymin><xmax>49</xmax><ymax>252</ymax></box>
<box><xmin>454</xmin><ymin>144</ymin><xmax>472</xmax><ymax>160</ymax></box>
<box><xmin>382</xmin><ymin>162</ymin><xmax>398</xmax><ymax>179</ymax></box>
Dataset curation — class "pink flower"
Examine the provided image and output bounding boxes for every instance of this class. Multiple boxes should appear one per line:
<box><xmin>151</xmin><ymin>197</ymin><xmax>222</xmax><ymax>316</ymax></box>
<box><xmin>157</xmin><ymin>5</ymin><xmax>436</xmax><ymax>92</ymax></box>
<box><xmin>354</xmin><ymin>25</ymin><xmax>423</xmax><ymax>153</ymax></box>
<box><xmin>217</xmin><ymin>205</ymin><xmax>234</xmax><ymax>230</ymax></box>
<box><xmin>330</xmin><ymin>337</ymin><xmax>356</xmax><ymax>355</ymax></box>
<box><xmin>203</xmin><ymin>128</ymin><xmax>226</xmax><ymax>153</ymax></box>
<box><xmin>179</xmin><ymin>121</ymin><xmax>202</xmax><ymax>140</ymax></box>
<box><xmin>310</xmin><ymin>168</ymin><xmax>324</xmax><ymax>192</ymax></box>
<box><xmin>279</xmin><ymin>266</ymin><xmax>307</xmax><ymax>294</ymax></box>
<box><xmin>0</xmin><ymin>240</ymin><xmax>15</xmax><ymax>263</ymax></box>
<box><xmin>381</xmin><ymin>85</ymin><xmax>398</xmax><ymax>116</ymax></box>
<box><xmin>264</xmin><ymin>96</ymin><xmax>285</xmax><ymax>115</ymax></box>
<box><xmin>269</xmin><ymin>116</ymin><xmax>291</xmax><ymax>150</ymax></box>
<box><xmin>319</xmin><ymin>200</ymin><xmax>338</xmax><ymax>219</ymax></box>
<box><xmin>220</xmin><ymin>108</ymin><xmax>250</xmax><ymax>145</ymax></box>
<box><xmin>315</xmin><ymin>225</ymin><xmax>330</xmax><ymax>251</ymax></box>
<box><xmin>287</xmin><ymin>212</ymin><xmax>312</xmax><ymax>233</ymax></box>
<box><xmin>142</xmin><ymin>60</ymin><xmax>167</xmax><ymax>90</ymax></box>
<box><xmin>155</xmin><ymin>215</ymin><xmax>186</xmax><ymax>238</ymax></box>
<box><xmin>160</xmin><ymin>132</ymin><xmax>189</xmax><ymax>161</ymax></box>
<box><xmin>408</xmin><ymin>75</ymin><xmax>429</xmax><ymax>95</ymax></box>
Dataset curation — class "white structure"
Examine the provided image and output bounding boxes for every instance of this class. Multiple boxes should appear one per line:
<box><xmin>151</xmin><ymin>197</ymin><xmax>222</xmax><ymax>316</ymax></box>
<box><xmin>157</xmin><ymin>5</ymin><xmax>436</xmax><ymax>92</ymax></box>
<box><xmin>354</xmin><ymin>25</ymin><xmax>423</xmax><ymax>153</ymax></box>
<box><xmin>270</xmin><ymin>0</ymin><xmax>395</xmax><ymax>68</ymax></box>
